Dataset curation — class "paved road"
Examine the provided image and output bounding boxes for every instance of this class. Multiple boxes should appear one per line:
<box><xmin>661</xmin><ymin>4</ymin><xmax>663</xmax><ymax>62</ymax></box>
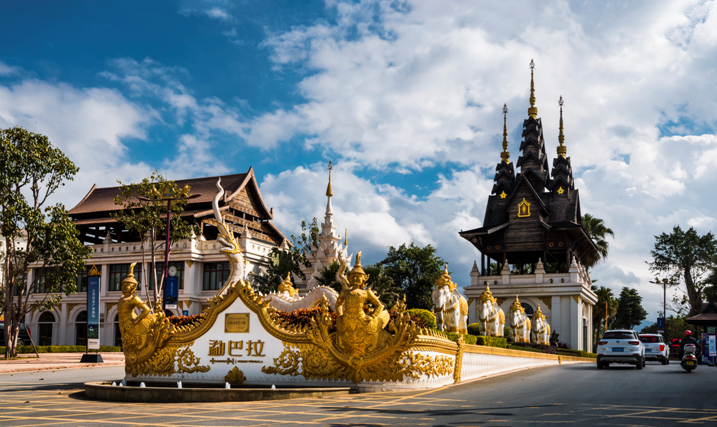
<box><xmin>1</xmin><ymin>361</ymin><xmax>717</xmax><ymax>426</ymax></box>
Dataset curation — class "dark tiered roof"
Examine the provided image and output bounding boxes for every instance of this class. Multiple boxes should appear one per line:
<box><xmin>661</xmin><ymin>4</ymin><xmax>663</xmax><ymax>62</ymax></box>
<box><xmin>460</xmin><ymin>87</ymin><xmax>596</xmax><ymax>268</ymax></box>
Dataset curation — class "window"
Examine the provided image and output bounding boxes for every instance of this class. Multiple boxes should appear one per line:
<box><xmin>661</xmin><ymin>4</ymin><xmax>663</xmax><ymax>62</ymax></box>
<box><xmin>13</xmin><ymin>274</ymin><xmax>27</xmax><ymax>296</ymax></box>
<box><xmin>38</xmin><ymin>311</ymin><xmax>55</xmax><ymax>346</ymax></box>
<box><xmin>35</xmin><ymin>268</ymin><xmax>57</xmax><ymax>293</ymax></box>
<box><xmin>640</xmin><ymin>336</ymin><xmax>661</xmax><ymax>343</ymax></box>
<box><xmin>75</xmin><ymin>311</ymin><xmax>87</xmax><ymax>346</ymax></box>
<box><xmin>152</xmin><ymin>261</ymin><xmax>185</xmax><ymax>290</ymax></box>
<box><xmin>203</xmin><ymin>262</ymin><xmax>230</xmax><ymax>291</ymax></box>
<box><xmin>602</xmin><ymin>332</ymin><xmax>634</xmax><ymax>340</ymax></box>
<box><xmin>521</xmin><ymin>303</ymin><xmax>534</xmax><ymax>318</ymax></box>
<box><xmin>109</xmin><ymin>264</ymin><xmax>142</xmax><ymax>291</ymax></box>
<box><xmin>75</xmin><ymin>267</ymin><xmax>91</xmax><ymax>293</ymax></box>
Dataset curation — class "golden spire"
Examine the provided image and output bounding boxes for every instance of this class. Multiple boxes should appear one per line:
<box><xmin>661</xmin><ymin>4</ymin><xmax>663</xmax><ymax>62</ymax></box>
<box><xmin>326</xmin><ymin>160</ymin><xmax>334</xmax><ymax>197</ymax></box>
<box><xmin>344</xmin><ymin>228</ymin><xmax>347</xmax><ymax>246</ymax></box>
<box><xmin>557</xmin><ymin>96</ymin><xmax>567</xmax><ymax>158</ymax></box>
<box><xmin>528</xmin><ymin>59</ymin><xmax>537</xmax><ymax>119</ymax></box>
<box><xmin>500</xmin><ymin>103</ymin><xmax>510</xmax><ymax>164</ymax></box>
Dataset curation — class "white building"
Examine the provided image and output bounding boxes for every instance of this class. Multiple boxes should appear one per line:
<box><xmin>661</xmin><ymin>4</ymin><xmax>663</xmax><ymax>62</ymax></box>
<box><xmin>21</xmin><ymin>169</ymin><xmax>289</xmax><ymax>347</ymax></box>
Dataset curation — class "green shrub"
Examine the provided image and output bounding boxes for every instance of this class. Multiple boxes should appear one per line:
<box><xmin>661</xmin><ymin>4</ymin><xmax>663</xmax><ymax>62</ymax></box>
<box><xmin>474</xmin><ymin>335</ymin><xmax>507</xmax><ymax>348</ymax></box>
<box><xmin>467</xmin><ymin>323</ymin><xmax>481</xmax><ymax>336</ymax></box>
<box><xmin>509</xmin><ymin>342</ymin><xmax>556</xmax><ymax>354</ymax></box>
<box><xmin>406</xmin><ymin>309</ymin><xmax>437</xmax><ymax>329</ymax></box>
<box><xmin>445</xmin><ymin>333</ymin><xmax>477</xmax><ymax>345</ymax></box>
<box><xmin>0</xmin><ymin>345</ymin><xmax>122</xmax><ymax>354</ymax></box>
<box><xmin>557</xmin><ymin>349</ymin><xmax>597</xmax><ymax>359</ymax></box>
<box><xmin>507</xmin><ymin>345</ymin><xmax>545</xmax><ymax>353</ymax></box>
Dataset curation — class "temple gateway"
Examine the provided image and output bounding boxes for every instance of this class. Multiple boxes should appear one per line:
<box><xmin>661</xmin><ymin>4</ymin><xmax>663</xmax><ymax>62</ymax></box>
<box><xmin>460</xmin><ymin>62</ymin><xmax>598</xmax><ymax>351</ymax></box>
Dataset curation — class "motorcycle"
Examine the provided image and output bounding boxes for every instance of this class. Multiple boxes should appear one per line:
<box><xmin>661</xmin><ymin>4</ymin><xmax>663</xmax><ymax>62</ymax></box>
<box><xmin>681</xmin><ymin>344</ymin><xmax>698</xmax><ymax>373</ymax></box>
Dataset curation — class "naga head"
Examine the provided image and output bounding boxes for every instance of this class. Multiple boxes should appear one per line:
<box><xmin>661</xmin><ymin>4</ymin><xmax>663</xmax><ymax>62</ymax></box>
<box><xmin>122</xmin><ymin>262</ymin><xmax>139</xmax><ymax>296</ymax></box>
<box><xmin>213</xmin><ymin>178</ymin><xmax>243</xmax><ymax>256</ymax></box>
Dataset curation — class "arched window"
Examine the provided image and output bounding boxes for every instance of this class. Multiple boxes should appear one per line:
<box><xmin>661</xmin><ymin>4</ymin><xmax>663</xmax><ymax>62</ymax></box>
<box><xmin>38</xmin><ymin>311</ymin><xmax>55</xmax><ymax>346</ymax></box>
<box><xmin>75</xmin><ymin>310</ymin><xmax>88</xmax><ymax>346</ymax></box>
<box><xmin>521</xmin><ymin>303</ymin><xmax>534</xmax><ymax>318</ymax></box>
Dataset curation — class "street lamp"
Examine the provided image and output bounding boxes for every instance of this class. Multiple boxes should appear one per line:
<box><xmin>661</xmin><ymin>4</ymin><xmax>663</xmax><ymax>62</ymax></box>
<box><xmin>649</xmin><ymin>277</ymin><xmax>679</xmax><ymax>337</ymax></box>
<box><xmin>139</xmin><ymin>189</ymin><xmax>201</xmax><ymax>311</ymax></box>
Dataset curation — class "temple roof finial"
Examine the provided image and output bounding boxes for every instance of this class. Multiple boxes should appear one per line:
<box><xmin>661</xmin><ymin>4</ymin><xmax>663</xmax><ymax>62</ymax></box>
<box><xmin>500</xmin><ymin>103</ymin><xmax>510</xmax><ymax>164</ymax></box>
<box><xmin>326</xmin><ymin>160</ymin><xmax>333</xmax><ymax>197</ymax></box>
<box><xmin>344</xmin><ymin>228</ymin><xmax>348</xmax><ymax>246</ymax></box>
<box><xmin>528</xmin><ymin>59</ymin><xmax>538</xmax><ymax>119</ymax></box>
<box><xmin>557</xmin><ymin>96</ymin><xmax>566</xmax><ymax>158</ymax></box>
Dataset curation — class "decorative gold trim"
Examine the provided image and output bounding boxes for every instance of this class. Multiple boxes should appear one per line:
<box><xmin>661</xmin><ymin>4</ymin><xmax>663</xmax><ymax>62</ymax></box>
<box><xmin>185</xmin><ymin>260</ymin><xmax>194</xmax><ymax>268</ymax></box>
<box><xmin>225</xmin><ymin>367</ymin><xmax>246</xmax><ymax>385</ymax></box>
<box><xmin>572</xmin><ymin>295</ymin><xmax>580</xmax><ymax>304</ymax></box>
<box><xmin>106</xmin><ymin>302</ymin><xmax>117</xmax><ymax>315</ymax></box>
<box><xmin>453</xmin><ymin>334</ymin><xmax>465</xmax><ymax>384</ymax></box>
<box><xmin>537</xmin><ymin>297</ymin><xmax>552</xmax><ymax>310</ymax></box>
<box><xmin>185</xmin><ymin>301</ymin><xmax>192</xmax><ymax>309</ymax></box>
<box><xmin>495</xmin><ymin>297</ymin><xmax>507</xmax><ymax>307</ymax></box>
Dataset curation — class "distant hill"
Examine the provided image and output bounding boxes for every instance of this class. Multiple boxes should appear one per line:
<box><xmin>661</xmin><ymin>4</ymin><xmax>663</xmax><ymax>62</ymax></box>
<box><xmin>638</xmin><ymin>320</ymin><xmax>655</xmax><ymax>332</ymax></box>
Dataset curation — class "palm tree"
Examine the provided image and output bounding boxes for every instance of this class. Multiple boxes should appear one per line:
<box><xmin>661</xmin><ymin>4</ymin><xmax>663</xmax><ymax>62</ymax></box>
<box><xmin>581</xmin><ymin>213</ymin><xmax>614</xmax><ymax>269</ymax></box>
<box><xmin>592</xmin><ymin>285</ymin><xmax>619</xmax><ymax>350</ymax></box>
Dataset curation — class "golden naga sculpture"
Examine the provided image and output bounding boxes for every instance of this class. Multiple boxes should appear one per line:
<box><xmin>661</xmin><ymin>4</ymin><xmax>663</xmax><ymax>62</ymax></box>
<box><xmin>476</xmin><ymin>283</ymin><xmax>505</xmax><ymax>337</ymax></box>
<box><xmin>334</xmin><ymin>251</ymin><xmax>390</xmax><ymax>355</ymax></box>
<box><xmin>509</xmin><ymin>296</ymin><xmax>531</xmax><ymax>343</ymax></box>
<box><xmin>431</xmin><ymin>265</ymin><xmax>468</xmax><ymax>334</ymax></box>
<box><xmin>118</xmin><ymin>263</ymin><xmax>175</xmax><ymax>374</ymax></box>
<box><xmin>277</xmin><ymin>272</ymin><xmax>299</xmax><ymax>298</ymax></box>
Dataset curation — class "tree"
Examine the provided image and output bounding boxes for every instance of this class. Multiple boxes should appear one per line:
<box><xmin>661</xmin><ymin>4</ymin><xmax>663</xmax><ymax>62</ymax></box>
<box><xmin>592</xmin><ymin>285</ymin><xmax>618</xmax><ymax>350</ymax></box>
<box><xmin>640</xmin><ymin>314</ymin><xmax>690</xmax><ymax>344</ymax></box>
<box><xmin>314</xmin><ymin>261</ymin><xmax>341</xmax><ymax>293</ymax></box>
<box><xmin>288</xmin><ymin>218</ymin><xmax>320</xmax><ymax>275</ymax></box>
<box><xmin>112</xmin><ymin>171</ymin><xmax>196</xmax><ymax>308</ymax></box>
<box><xmin>613</xmin><ymin>287</ymin><xmax>648</xmax><ymax>330</ymax></box>
<box><xmin>1</xmin><ymin>127</ymin><xmax>92</xmax><ymax>358</ymax></box>
<box><xmin>647</xmin><ymin>226</ymin><xmax>717</xmax><ymax>317</ymax></box>
<box><xmin>581</xmin><ymin>213</ymin><xmax>614</xmax><ymax>269</ymax></box>
<box><xmin>380</xmin><ymin>242</ymin><xmax>446</xmax><ymax>310</ymax></box>
<box><xmin>251</xmin><ymin>248</ymin><xmax>303</xmax><ymax>295</ymax></box>
<box><xmin>314</xmin><ymin>261</ymin><xmax>401</xmax><ymax>308</ymax></box>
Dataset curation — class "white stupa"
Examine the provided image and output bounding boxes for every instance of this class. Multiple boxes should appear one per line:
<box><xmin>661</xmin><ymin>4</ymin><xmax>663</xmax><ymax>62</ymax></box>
<box><xmin>295</xmin><ymin>161</ymin><xmax>351</xmax><ymax>293</ymax></box>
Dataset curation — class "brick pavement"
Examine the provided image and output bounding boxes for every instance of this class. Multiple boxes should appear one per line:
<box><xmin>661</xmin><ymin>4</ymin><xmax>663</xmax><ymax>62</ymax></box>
<box><xmin>0</xmin><ymin>353</ymin><xmax>124</xmax><ymax>373</ymax></box>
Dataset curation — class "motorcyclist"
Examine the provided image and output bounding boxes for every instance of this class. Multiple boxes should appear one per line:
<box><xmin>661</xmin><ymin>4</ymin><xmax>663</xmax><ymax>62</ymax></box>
<box><xmin>679</xmin><ymin>330</ymin><xmax>699</xmax><ymax>359</ymax></box>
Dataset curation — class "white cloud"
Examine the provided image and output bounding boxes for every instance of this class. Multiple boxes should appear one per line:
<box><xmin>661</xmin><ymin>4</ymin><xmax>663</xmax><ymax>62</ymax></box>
<box><xmin>0</xmin><ymin>61</ymin><xmax>20</xmax><ymax>76</ymax></box>
<box><xmin>260</xmin><ymin>163</ymin><xmax>491</xmax><ymax>284</ymax></box>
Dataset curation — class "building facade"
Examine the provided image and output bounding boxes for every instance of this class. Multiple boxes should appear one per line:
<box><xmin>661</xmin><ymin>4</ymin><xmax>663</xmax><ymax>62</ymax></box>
<box><xmin>22</xmin><ymin>168</ymin><xmax>289</xmax><ymax>347</ymax></box>
<box><xmin>459</xmin><ymin>63</ymin><xmax>598</xmax><ymax>351</ymax></box>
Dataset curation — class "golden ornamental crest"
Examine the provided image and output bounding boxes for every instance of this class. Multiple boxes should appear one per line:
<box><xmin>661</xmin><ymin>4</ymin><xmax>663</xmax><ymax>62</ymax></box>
<box><xmin>517</xmin><ymin>198</ymin><xmax>531</xmax><ymax>217</ymax></box>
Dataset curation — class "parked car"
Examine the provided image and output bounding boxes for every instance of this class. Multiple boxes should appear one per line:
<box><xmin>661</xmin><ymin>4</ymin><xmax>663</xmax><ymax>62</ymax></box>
<box><xmin>0</xmin><ymin>323</ymin><xmax>32</xmax><ymax>347</ymax></box>
<box><xmin>640</xmin><ymin>333</ymin><xmax>669</xmax><ymax>365</ymax></box>
<box><xmin>596</xmin><ymin>329</ymin><xmax>646</xmax><ymax>369</ymax></box>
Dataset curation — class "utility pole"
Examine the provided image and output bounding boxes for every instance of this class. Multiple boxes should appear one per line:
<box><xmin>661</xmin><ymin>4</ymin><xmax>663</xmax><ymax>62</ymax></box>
<box><xmin>649</xmin><ymin>277</ymin><xmax>678</xmax><ymax>338</ymax></box>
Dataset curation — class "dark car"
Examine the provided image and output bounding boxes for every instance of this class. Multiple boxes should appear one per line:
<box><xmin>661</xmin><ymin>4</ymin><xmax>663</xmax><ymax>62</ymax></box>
<box><xmin>0</xmin><ymin>323</ymin><xmax>32</xmax><ymax>347</ymax></box>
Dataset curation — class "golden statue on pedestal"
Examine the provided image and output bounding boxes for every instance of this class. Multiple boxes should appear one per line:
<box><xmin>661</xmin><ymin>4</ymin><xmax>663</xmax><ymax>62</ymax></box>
<box><xmin>117</xmin><ymin>263</ymin><xmax>174</xmax><ymax>375</ymax></box>
<box><xmin>334</xmin><ymin>252</ymin><xmax>390</xmax><ymax>355</ymax></box>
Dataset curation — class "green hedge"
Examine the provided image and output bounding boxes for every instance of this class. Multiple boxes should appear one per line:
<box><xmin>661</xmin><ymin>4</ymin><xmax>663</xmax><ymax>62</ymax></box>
<box><xmin>467</xmin><ymin>323</ymin><xmax>481</xmax><ymax>336</ymax></box>
<box><xmin>1</xmin><ymin>345</ymin><xmax>122</xmax><ymax>354</ymax></box>
<box><xmin>557</xmin><ymin>349</ymin><xmax>597</xmax><ymax>359</ymax></box>
<box><xmin>507</xmin><ymin>345</ymin><xmax>546</xmax><ymax>353</ymax></box>
<box><xmin>474</xmin><ymin>335</ymin><xmax>507</xmax><ymax>348</ymax></box>
<box><xmin>445</xmin><ymin>333</ymin><xmax>477</xmax><ymax>345</ymax></box>
<box><xmin>406</xmin><ymin>309</ymin><xmax>437</xmax><ymax>329</ymax></box>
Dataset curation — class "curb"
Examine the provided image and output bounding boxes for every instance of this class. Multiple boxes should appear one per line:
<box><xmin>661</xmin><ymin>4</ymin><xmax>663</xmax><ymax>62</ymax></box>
<box><xmin>0</xmin><ymin>362</ymin><xmax>124</xmax><ymax>374</ymax></box>
<box><xmin>84</xmin><ymin>382</ymin><xmax>353</xmax><ymax>402</ymax></box>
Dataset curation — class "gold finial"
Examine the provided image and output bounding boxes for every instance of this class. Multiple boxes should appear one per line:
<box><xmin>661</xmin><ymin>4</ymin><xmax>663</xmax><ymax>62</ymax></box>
<box><xmin>500</xmin><ymin>103</ymin><xmax>510</xmax><ymax>164</ymax></box>
<box><xmin>286</xmin><ymin>272</ymin><xmax>291</xmax><ymax>281</ymax></box>
<box><xmin>557</xmin><ymin>96</ymin><xmax>566</xmax><ymax>158</ymax></box>
<box><xmin>435</xmin><ymin>264</ymin><xmax>455</xmax><ymax>292</ymax></box>
<box><xmin>349</xmin><ymin>251</ymin><xmax>366</xmax><ymax>277</ymax></box>
<box><xmin>344</xmin><ymin>228</ymin><xmax>347</xmax><ymax>246</ymax></box>
<box><xmin>528</xmin><ymin>59</ymin><xmax>537</xmax><ymax>119</ymax></box>
<box><xmin>326</xmin><ymin>160</ymin><xmax>334</xmax><ymax>197</ymax></box>
<box><xmin>510</xmin><ymin>295</ymin><xmax>524</xmax><ymax>313</ymax></box>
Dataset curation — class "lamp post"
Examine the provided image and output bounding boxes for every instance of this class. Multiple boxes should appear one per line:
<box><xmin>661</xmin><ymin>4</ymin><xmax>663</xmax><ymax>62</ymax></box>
<box><xmin>139</xmin><ymin>189</ymin><xmax>200</xmax><ymax>312</ymax></box>
<box><xmin>649</xmin><ymin>277</ymin><xmax>678</xmax><ymax>337</ymax></box>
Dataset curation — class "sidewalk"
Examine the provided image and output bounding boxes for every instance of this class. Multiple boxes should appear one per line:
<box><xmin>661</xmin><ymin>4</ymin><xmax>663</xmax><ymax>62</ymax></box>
<box><xmin>0</xmin><ymin>352</ymin><xmax>124</xmax><ymax>373</ymax></box>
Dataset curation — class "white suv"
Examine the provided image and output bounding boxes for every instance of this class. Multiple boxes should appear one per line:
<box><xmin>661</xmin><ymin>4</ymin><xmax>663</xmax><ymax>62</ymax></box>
<box><xmin>596</xmin><ymin>329</ymin><xmax>646</xmax><ymax>369</ymax></box>
<box><xmin>639</xmin><ymin>333</ymin><xmax>669</xmax><ymax>365</ymax></box>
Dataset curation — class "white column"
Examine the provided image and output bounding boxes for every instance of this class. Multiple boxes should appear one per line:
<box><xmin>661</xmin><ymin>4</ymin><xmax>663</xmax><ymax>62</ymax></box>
<box><xmin>100</xmin><ymin>264</ymin><xmax>109</xmax><ymax>297</ymax></box>
<box><xmin>570</xmin><ymin>297</ymin><xmax>580</xmax><ymax>350</ymax></box>
<box><xmin>551</xmin><ymin>296</ymin><xmax>561</xmax><ymax>344</ymax></box>
<box><xmin>59</xmin><ymin>302</ymin><xmax>68</xmax><ymax>345</ymax></box>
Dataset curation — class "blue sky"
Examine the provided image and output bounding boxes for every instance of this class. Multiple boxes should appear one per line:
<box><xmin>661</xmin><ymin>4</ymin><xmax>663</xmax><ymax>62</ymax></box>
<box><xmin>2</xmin><ymin>0</ymin><xmax>717</xmax><ymax>320</ymax></box>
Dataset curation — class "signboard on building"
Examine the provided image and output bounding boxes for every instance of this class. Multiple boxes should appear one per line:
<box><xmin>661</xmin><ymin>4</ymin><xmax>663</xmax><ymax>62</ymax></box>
<box><xmin>87</xmin><ymin>275</ymin><xmax>101</xmax><ymax>350</ymax></box>
<box><xmin>656</xmin><ymin>317</ymin><xmax>665</xmax><ymax>334</ymax></box>
<box><xmin>166</xmin><ymin>276</ymin><xmax>179</xmax><ymax>309</ymax></box>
